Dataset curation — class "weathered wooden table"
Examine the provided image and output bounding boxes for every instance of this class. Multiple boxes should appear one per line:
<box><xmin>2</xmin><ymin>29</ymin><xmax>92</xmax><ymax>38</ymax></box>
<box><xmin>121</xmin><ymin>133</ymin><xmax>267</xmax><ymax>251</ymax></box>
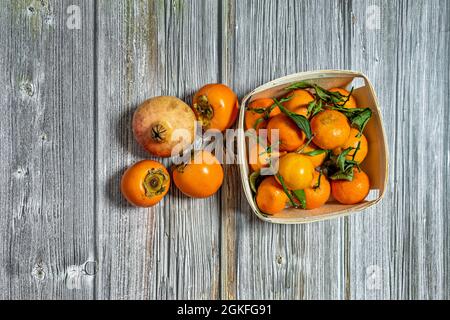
<box><xmin>0</xmin><ymin>0</ymin><xmax>449</xmax><ymax>300</ymax></box>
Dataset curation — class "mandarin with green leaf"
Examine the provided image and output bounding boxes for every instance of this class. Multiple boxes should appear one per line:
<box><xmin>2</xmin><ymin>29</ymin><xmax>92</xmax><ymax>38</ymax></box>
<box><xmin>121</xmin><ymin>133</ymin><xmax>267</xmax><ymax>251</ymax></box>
<box><xmin>256</xmin><ymin>176</ymin><xmax>289</xmax><ymax>215</ymax></box>
<box><xmin>304</xmin><ymin>171</ymin><xmax>331</xmax><ymax>209</ymax></box>
<box><xmin>332</xmin><ymin>128</ymin><xmax>368</xmax><ymax>163</ymax></box>
<box><xmin>299</xmin><ymin>143</ymin><xmax>327</xmax><ymax>167</ymax></box>
<box><xmin>328</xmin><ymin>88</ymin><xmax>357</xmax><ymax>109</ymax></box>
<box><xmin>331</xmin><ymin>169</ymin><xmax>370</xmax><ymax>204</ymax></box>
<box><xmin>248</xmin><ymin>143</ymin><xmax>286</xmax><ymax>172</ymax></box>
<box><xmin>283</xmin><ymin>89</ymin><xmax>314</xmax><ymax>118</ymax></box>
<box><xmin>276</xmin><ymin>153</ymin><xmax>315</xmax><ymax>190</ymax></box>
<box><xmin>267</xmin><ymin>114</ymin><xmax>305</xmax><ymax>152</ymax></box>
<box><xmin>245</xmin><ymin>98</ymin><xmax>279</xmax><ymax>131</ymax></box>
<box><xmin>311</xmin><ymin>110</ymin><xmax>351</xmax><ymax>150</ymax></box>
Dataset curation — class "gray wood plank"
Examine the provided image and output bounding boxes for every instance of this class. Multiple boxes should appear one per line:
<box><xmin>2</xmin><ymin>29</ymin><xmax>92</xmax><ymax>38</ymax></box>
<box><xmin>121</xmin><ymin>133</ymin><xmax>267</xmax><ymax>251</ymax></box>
<box><xmin>1</xmin><ymin>0</ymin><xmax>448</xmax><ymax>301</ymax></box>
<box><xmin>223</xmin><ymin>0</ymin><xmax>353</xmax><ymax>299</ymax></box>
<box><xmin>220</xmin><ymin>0</ymin><xmax>238</xmax><ymax>300</ymax></box>
<box><xmin>348</xmin><ymin>0</ymin><xmax>450</xmax><ymax>299</ymax></box>
<box><xmin>0</xmin><ymin>0</ymin><xmax>96</xmax><ymax>299</ymax></box>
<box><xmin>95</xmin><ymin>0</ymin><xmax>221</xmax><ymax>299</ymax></box>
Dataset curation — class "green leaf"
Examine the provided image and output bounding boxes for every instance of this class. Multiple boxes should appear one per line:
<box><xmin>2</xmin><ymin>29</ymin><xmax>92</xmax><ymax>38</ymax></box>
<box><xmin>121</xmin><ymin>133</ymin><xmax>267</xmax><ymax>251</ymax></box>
<box><xmin>334</xmin><ymin>107</ymin><xmax>366</xmax><ymax>116</ymax></box>
<box><xmin>336</xmin><ymin>147</ymin><xmax>353</xmax><ymax>172</ymax></box>
<box><xmin>253</xmin><ymin>117</ymin><xmax>265</xmax><ymax>130</ymax></box>
<box><xmin>286</xmin><ymin>82</ymin><xmax>351</xmax><ymax>108</ymax></box>
<box><xmin>285</xmin><ymin>81</ymin><xmax>313</xmax><ymax>90</ymax></box>
<box><xmin>351</xmin><ymin>141</ymin><xmax>361</xmax><ymax>162</ymax></box>
<box><xmin>350</xmin><ymin>108</ymin><xmax>372</xmax><ymax>135</ymax></box>
<box><xmin>291</xmin><ymin>189</ymin><xmax>306</xmax><ymax>209</ymax></box>
<box><xmin>249</xmin><ymin>171</ymin><xmax>263</xmax><ymax>194</ymax></box>
<box><xmin>328</xmin><ymin>145</ymin><xmax>362</xmax><ymax>181</ymax></box>
<box><xmin>329</xmin><ymin>88</ymin><xmax>354</xmax><ymax>106</ymax></box>
<box><xmin>340</xmin><ymin>87</ymin><xmax>354</xmax><ymax>107</ymax></box>
<box><xmin>248</xmin><ymin>96</ymin><xmax>293</xmax><ymax>120</ymax></box>
<box><xmin>312</xmin><ymin>84</ymin><xmax>350</xmax><ymax>106</ymax></box>
<box><xmin>325</xmin><ymin>146</ymin><xmax>359</xmax><ymax>182</ymax></box>
<box><xmin>314</xmin><ymin>171</ymin><xmax>323</xmax><ymax>190</ymax></box>
<box><xmin>329</xmin><ymin>106</ymin><xmax>372</xmax><ymax>135</ymax></box>
<box><xmin>313</xmin><ymin>85</ymin><xmax>331</xmax><ymax>101</ymax></box>
<box><xmin>313</xmin><ymin>99</ymin><xmax>323</xmax><ymax>117</ymax></box>
<box><xmin>277</xmin><ymin>95</ymin><xmax>294</xmax><ymax>103</ymax></box>
<box><xmin>330</xmin><ymin>167</ymin><xmax>354</xmax><ymax>181</ymax></box>
<box><xmin>306</xmin><ymin>99</ymin><xmax>324</xmax><ymax>118</ymax></box>
<box><xmin>274</xmin><ymin>98</ymin><xmax>312</xmax><ymax>139</ymax></box>
<box><xmin>303</xmin><ymin>149</ymin><xmax>327</xmax><ymax>157</ymax></box>
<box><xmin>276</xmin><ymin>174</ymin><xmax>307</xmax><ymax>209</ymax></box>
<box><xmin>330</xmin><ymin>92</ymin><xmax>345</xmax><ymax>102</ymax></box>
<box><xmin>247</xmin><ymin>107</ymin><xmax>267</xmax><ymax>114</ymax></box>
<box><xmin>276</xmin><ymin>174</ymin><xmax>296</xmax><ymax>207</ymax></box>
<box><xmin>307</xmin><ymin>100</ymin><xmax>316</xmax><ymax>116</ymax></box>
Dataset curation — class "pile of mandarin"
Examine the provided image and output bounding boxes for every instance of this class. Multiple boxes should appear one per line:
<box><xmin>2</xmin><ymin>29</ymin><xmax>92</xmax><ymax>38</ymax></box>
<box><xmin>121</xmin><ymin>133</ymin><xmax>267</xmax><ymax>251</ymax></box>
<box><xmin>245</xmin><ymin>82</ymin><xmax>372</xmax><ymax>215</ymax></box>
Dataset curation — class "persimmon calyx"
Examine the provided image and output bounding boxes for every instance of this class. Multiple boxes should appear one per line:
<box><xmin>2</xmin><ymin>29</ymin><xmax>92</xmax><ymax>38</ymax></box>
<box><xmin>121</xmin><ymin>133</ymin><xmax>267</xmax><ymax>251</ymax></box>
<box><xmin>193</xmin><ymin>95</ymin><xmax>214</xmax><ymax>128</ymax></box>
<box><xmin>143</xmin><ymin>168</ymin><xmax>169</xmax><ymax>197</ymax></box>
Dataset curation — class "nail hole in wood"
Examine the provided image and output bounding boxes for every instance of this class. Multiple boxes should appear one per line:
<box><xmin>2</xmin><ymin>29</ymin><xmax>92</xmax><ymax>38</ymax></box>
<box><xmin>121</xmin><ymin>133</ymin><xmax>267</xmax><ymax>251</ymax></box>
<box><xmin>32</xmin><ymin>264</ymin><xmax>46</xmax><ymax>281</ymax></box>
<box><xmin>276</xmin><ymin>255</ymin><xmax>283</xmax><ymax>265</ymax></box>
<box><xmin>27</xmin><ymin>6</ymin><xmax>36</xmax><ymax>15</ymax></box>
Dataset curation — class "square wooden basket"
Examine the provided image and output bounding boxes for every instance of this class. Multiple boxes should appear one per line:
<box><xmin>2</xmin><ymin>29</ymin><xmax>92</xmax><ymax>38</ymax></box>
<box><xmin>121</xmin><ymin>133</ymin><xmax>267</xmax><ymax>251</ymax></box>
<box><xmin>237</xmin><ymin>70</ymin><xmax>389</xmax><ymax>224</ymax></box>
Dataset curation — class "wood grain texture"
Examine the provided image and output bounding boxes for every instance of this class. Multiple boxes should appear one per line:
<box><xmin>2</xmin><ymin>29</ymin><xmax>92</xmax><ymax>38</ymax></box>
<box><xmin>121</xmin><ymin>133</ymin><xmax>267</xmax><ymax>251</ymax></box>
<box><xmin>223</xmin><ymin>0</ymin><xmax>353</xmax><ymax>299</ymax></box>
<box><xmin>348</xmin><ymin>0</ymin><xmax>450</xmax><ymax>299</ymax></box>
<box><xmin>0</xmin><ymin>0</ymin><xmax>96</xmax><ymax>299</ymax></box>
<box><xmin>219</xmin><ymin>0</ymin><xmax>238</xmax><ymax>300</ymax></box>
<box><xmin>95</xmin><ymin>0</ymin><xmax>221</xmax><ymax>300</ymax></box>
<box><xmin>0</xmin><ymin>0</ymin><xmax>449</xmax><ymax>300</ymax></box>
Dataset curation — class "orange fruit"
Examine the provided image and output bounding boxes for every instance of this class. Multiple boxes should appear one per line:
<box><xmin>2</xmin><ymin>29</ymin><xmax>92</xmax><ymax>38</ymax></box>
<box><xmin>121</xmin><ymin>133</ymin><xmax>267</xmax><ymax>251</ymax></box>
<box><xmin>331</xmin><ymin>169</ymin><xmax>370</xmax><ymax>204</ymax></box>
<box><xmin>121</xmin><ymin>160</ymin><xmax>170</xmax><ymax>207</ymax></box>
<box><xmin>267</xmin><ymin>114</ymin><xmax>305</xmax><ymax>152</ymax></box>
<box><xmin>193</xmin><ymin>84</ymin><xmax>239</xmax><ymax>131</ymax></box>
<box><xmin>304</xmin><ymin>172</ymin><xmax>331</xmax><ymax>209</ymax></box>
<box><xmin>311</xmin><ymin>110</ymin><xmax>351</xmax><ymax>150</ymax></box>
<box><xmin>245</xmin><ymin>98</ymin><xmax>279</xmax><ymax>131</ymax></box>
<box><xmin>276</xmin><ymin>153</ymin><xmax>314</xmax><ymax>190</ymax></box>
<box><xmin>328</xmin><ymin>88</ymin><xmax>357</xmax><ymax>109</ymax></box>
<box><xmin>245</xmin><ymin>111</ymin><xmax>267</xmax><ymax>131</ymax></box>
<box><xmin>256</xmin><ymin>176</ymin><xmax>288</xmax><ymax>215</ymax></box>
<box><xmin>299</xmin><ymin>143</ymin><xmax>327</xmax><ymax>167</ymax></box>
<box><xmin>283</xmin><ymin>89</ymin><xmax>314</xmax><ymax>118</ymax></box>
<box><xmin>172</xmin><ymin>150</ymin><xmax>224</xmax><ymax>198</ymax></box>
<box><xmin>332</xmin><ymin>128</ymin><xmax>368</xmax><ymax>163</ymax></box>
<box><xmin>250</xmin><ymin>98</ymin><xmax>279</xmax><ymax>117</ymax></box>
<box><xmin>289</xmin><ymin>105</ymin><xmax>309</xmax><ymax>118</ymax></box>
<box><xmin>248</xmin><ymin>143</ymin><xmax>286</xmax><ymax>172</ymax></box>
